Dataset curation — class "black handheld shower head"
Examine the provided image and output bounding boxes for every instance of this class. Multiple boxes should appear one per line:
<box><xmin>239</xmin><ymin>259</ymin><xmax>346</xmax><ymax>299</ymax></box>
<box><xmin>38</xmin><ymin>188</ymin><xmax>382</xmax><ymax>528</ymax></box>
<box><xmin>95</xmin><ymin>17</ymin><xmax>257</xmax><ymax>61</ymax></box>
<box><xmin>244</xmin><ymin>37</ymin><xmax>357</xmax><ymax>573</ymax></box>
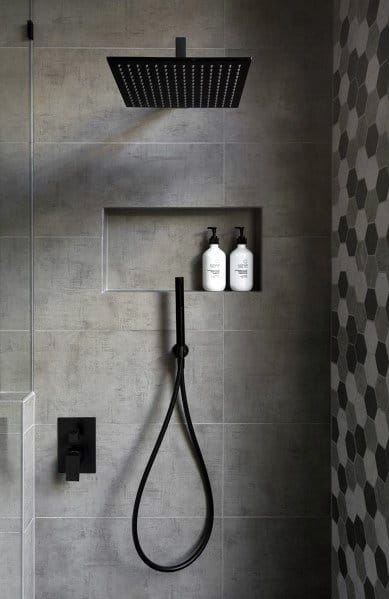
<box><xmin>132</xmin><ymin>276</ymin><xmax>214</xmax><ymax>572</ymax></box>
<box><xmin>174</xmin><ymin>277</ymin><xmax>188</xmax><ymax>355</ymax></box>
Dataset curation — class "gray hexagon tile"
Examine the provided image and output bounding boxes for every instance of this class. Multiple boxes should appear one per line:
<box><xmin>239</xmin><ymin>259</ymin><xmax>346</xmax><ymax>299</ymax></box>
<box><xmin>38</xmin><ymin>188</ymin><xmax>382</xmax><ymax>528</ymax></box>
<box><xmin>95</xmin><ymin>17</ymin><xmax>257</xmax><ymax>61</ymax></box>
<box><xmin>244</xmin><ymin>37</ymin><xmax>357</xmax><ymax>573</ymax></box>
<box><xmin>333</xmin><ymin>1</ymin><xmax>389</xmax><ymax>597</ymax></box>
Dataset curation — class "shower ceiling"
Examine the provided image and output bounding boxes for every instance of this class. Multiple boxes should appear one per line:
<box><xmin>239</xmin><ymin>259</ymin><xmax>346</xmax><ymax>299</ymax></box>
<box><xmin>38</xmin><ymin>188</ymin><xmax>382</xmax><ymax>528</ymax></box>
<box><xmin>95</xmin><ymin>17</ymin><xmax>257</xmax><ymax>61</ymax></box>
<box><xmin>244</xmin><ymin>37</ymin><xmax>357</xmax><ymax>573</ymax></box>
<box><xmin>107</xmin><ymin>39</ymin><xmax>251</xmax><ymax>108</ymax></box>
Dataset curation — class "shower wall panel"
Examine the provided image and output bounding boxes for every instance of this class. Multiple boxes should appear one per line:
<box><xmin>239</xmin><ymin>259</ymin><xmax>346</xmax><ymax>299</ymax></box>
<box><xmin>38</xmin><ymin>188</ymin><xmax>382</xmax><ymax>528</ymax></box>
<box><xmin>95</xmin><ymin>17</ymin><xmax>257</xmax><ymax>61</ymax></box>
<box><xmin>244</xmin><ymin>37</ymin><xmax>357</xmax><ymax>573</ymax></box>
<box><xmin>31</xmin><ymin>0</ymin><xmax>332</xmax><ymax>597</ymax></box>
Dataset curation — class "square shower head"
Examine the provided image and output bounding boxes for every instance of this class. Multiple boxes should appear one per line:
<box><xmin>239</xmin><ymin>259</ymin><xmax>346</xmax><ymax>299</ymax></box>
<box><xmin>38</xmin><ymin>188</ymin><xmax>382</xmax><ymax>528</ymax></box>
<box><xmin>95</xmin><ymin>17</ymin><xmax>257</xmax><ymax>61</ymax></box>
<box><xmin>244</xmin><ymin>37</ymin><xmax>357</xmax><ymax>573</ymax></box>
<box><xmin>107</xmin><ymin>56</ymin><xmax>251</xmax><ymax>108</ymax></box>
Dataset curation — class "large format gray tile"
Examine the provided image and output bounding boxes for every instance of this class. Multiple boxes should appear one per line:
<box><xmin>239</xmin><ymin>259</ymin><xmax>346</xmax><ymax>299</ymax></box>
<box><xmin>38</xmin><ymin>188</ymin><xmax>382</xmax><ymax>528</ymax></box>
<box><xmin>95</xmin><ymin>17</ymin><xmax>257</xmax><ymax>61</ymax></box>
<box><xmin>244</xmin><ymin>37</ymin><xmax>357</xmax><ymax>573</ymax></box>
<box><xmin>0</xmin><ymin>532</ymin><xmax>21</xmax><ymax>598</ymax></box>
<box><xmin>36</xmin><ymin>422</ymin><xmax>221</xmax><ymax>517</ymax></box>
<box><xmin>225</xmin><ymin>0</ymin><xmax>332</xmax><ymax>49</ymax></box>
<box><xmin>35</xmin><ymin>236</ymin><xmax>223</xmax><ymax>329</ymax></box>
<box><xmin>0</xmin><ymin>393</ymin><xmax>25</xmax><ymax>433</ymax></box>
<box><xmin>224</xmin><ymin>236</ymin><xmax>330</xmax><ymax>331</ymax></box>
<box><xmin>225</xmin><ymin>142</ymin><xmax>331</xmax><ymax>236</ymax></box>
<box><xmin>0</xmin><ymin>143</ymin><xmax>29</xmax><ymax>236</ymax></box>
<box><xmin>224</xmin><ymin>329</ymin><xmax>329</xmax><ymax>423</ymax></box>
<box><xmin>36</xmin><ymin>517</ymin><xmax>221</xmax><ymax>599</ymax></box>
<box><xmin>34</xmin><ymin>49</ymin><xmax>223</xmax><ymax>142</ymax></box>
<box><xmin>0</xmin><ymin>48</ymin><xmax>29</xmax><ymax>141</ymax></box>
<box><xmin>224</xmin><ymin>47</ymin><xmax>331</xmax><ymax>143</ymax></box>
<box><xmin>0</xmin><ymin>434</ymin><xmax>21</xmax><ymax>522</ymax></box>
<box><xmin>0</xmin><ymin>237</ymin><xmax>30</xmax><ymax>330</ymax></box>
<box><xmin>23</xmin><ymin>426</ymin><xmax>33</xmax><ymax>530</ymax></box>
<box><xmin>23</xmin><ymin>521</ymin><xmax>34</xmax><ymax>599</ymax></box>
<box><xmin>0</xmin><ymin>0</ymin><xmax>29</xmax><ymax>46</ymax></box>
<box><xmin>34</xmin><ymin>330</ymin><xmax>223</xmax><ymax>424</ymax></box>
<box><xmin>34</xmin><ymin>143</ymin><xmax>223</xmax><ymax>236</ymax></box>
<box><xmin>224</xmin><ymin>518</ymin><xmax>330</xmax><ymax>599</ymax></box>
<box><xmin>0</xmin><ymin>331</ymin><xmax>31</xmax><ymax>393</ymax></box>
<box><xmin>224</xmin><ymin>423</ymin><xmax>329</xmax><ymax>516</ymax></box>
<box><xmin>34</xmin><ymin>0</ymin><xmax>223</xmax><ymax>48</ymax></box>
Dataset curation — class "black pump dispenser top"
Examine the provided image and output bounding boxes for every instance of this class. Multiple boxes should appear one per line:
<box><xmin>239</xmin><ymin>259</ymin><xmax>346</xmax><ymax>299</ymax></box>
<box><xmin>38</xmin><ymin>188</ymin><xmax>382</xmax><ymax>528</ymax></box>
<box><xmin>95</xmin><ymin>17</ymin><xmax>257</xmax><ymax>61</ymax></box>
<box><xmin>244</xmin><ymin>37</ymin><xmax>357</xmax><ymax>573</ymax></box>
<box><xmin>235</xmin><ymin>226</ymin><xmax>247</xmax><ymax>244</ymax></box>
<box><xmin>207</xmin><ymin>227</ymin><xmax>219</xmax><ymax>244</ymax></box>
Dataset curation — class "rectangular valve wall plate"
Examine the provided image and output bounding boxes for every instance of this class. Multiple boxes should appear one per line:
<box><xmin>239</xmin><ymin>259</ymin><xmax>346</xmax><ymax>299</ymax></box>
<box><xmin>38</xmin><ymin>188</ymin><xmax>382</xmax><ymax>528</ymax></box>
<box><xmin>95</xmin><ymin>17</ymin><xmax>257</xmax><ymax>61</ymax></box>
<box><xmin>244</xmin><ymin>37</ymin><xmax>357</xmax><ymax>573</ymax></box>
<box><xmin>58</xmin><ymin>417</ymin><xmax>96</xmax><ymax>475</ymax></box>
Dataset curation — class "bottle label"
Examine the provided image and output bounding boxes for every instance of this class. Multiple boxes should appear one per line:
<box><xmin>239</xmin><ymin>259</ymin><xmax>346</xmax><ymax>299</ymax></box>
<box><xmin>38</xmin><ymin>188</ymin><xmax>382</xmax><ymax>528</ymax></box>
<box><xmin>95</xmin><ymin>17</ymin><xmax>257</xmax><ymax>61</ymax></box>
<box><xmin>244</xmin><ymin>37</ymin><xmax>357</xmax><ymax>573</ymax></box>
<box><xmin>208</xmin><ymin>262</ymin><xmax>220</xmax><ymax>278</ymax></box>
<box><xmin>234</xmin><ymin>259</ymin><xmax>248</xmax><ymax>279</ymax></box>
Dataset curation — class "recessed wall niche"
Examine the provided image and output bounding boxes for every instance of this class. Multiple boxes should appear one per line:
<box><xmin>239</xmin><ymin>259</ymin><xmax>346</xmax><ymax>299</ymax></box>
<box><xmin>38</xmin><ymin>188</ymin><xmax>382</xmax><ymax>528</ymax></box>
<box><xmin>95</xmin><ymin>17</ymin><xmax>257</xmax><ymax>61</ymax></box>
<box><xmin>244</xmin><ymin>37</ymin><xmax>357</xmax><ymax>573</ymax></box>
<box><xmin>103</xmin><ymin>208</ymin><xmax>262</xmax><ymax>292</ymax></box>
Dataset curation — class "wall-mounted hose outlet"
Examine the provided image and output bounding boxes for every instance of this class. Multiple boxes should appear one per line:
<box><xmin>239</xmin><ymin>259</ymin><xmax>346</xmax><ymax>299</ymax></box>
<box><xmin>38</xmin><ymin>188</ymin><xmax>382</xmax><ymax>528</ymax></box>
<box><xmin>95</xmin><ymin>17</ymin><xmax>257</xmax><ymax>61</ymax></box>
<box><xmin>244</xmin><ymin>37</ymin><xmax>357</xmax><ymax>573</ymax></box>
<box><xmin>57</xmin><ymin>418</ymin><xmax>96</xmax><ymax>482</ymax></box>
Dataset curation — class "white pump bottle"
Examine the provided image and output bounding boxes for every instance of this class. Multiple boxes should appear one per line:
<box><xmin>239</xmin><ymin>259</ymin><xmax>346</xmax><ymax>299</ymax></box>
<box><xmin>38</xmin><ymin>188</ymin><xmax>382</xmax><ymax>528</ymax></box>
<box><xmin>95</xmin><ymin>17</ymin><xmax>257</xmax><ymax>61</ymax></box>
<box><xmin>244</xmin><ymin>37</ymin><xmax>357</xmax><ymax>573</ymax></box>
<box><xmin>229</xmin><ymin>226</ymin><xmax>253</xmax><ymax>291</ymax></box>
<box><xmin>202</xmin><ymin>227</ymin><xmax>226</xmax><ymax>291</ymax></box>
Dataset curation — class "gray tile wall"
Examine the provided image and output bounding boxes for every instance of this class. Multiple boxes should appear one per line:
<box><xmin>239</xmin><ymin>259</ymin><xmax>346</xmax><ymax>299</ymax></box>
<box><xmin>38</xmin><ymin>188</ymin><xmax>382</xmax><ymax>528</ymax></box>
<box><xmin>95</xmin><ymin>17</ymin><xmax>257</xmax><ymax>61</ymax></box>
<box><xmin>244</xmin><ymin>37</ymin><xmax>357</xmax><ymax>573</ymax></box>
<box><xmin>0</xmin><ymin>393</ymin><xmax>35</xmax><ymax>598</ymax></box>
<box><xmin>332</xmin><ymin>0</ymin><xmax>389</xmax><ymax>598</ymax></box>
<box><xmin>0</xmin><ymin>5</ymin><xmax>34</xmax><ymax>595</ymax></box>
<box><xmin>0</xmin><ymin>1</ymin><xmax>31</xmax><ymax>394</ymax></box>
<box><xmin>20</xmin><ymin>0</ymin><xmax>330</xmax><ymax>596</ymax></box>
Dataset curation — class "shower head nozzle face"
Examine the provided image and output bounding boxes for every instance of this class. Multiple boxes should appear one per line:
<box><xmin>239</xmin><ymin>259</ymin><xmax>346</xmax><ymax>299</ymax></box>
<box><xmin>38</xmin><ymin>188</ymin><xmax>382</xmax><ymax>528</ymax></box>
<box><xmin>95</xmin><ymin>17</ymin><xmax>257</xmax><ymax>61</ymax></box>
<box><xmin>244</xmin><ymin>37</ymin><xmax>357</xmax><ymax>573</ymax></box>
<box><xmin>107</xmin><ymin>56</ymin><xmax>251</xmax><ymax>108</ymax></box>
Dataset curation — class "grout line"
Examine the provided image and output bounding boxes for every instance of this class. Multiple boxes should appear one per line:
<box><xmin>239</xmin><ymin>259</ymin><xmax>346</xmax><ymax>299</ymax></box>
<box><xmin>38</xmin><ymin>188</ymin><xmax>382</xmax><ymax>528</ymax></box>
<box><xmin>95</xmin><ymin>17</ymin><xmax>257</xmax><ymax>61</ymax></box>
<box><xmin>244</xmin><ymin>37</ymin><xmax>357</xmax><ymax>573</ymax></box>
<box><xmin>21</xmin><ymin>394</ymin><xmax>25</xmax><ymax>599</ymax></box>
<box><xmin>31</xmin><ymin>140</ymin><xmax>331</xmax><ymax>146</ymax></box>
<box><xmin>221</xmin><ymin>291</ymin><xmax>225</xmax><ymax>598</ymax></box>
<box><xmin>33</xmin><ymin>46</ymin><xmax>227</xmax><ymax>50</ymax></box>
<box><xmin>33</xmin><ymin>328</ymin><xmax>330</xmax><ymax>334</ymax></box>
<box><xmin>33</xmin><ymin>420</ymin><xmax>329</xmax><ymax>428</ymax></box>
<box><xmin>34</xmin><ymin>515</ymin><xmax>329</xmax><ymax>520</ymax></box>
<box><xmin>32</xmin><ymin>234</ymin><xmax>331</xmax><ymax>240</ymax></box>
<box><xmin>0</xmin><ymin>330</ymin><xmax>30</xmax><ymax>333</ymax></box>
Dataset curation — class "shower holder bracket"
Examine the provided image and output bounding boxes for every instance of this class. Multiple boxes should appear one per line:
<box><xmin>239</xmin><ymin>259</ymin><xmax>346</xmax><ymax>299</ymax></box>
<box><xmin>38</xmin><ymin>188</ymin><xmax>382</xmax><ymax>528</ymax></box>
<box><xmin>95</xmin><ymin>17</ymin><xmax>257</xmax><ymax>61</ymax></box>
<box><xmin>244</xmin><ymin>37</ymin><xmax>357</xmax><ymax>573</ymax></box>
<box><xmin>172</xmin><ymin>344</ymin><xmax>189</xmax><ymax>358</ymax></box>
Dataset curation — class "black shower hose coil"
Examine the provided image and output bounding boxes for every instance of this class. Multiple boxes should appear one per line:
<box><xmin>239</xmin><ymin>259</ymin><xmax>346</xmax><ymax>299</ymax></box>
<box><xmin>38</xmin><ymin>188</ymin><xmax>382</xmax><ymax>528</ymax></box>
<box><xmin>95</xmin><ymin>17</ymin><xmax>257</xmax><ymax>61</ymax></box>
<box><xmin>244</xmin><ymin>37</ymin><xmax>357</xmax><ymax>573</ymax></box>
<box><xmin>132</xmin><ymin>346</ymin><xmax>214</xmax><ymax>572</ymax></box>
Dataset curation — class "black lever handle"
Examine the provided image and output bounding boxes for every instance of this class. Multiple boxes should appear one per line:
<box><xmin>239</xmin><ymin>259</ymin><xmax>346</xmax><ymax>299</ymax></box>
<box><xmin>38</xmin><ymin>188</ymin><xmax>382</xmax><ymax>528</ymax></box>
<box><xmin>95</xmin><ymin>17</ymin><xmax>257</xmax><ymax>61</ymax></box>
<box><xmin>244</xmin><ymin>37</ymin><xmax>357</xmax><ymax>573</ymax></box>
<box><xmin>65</xmin><ymin>450</ymin><xmax>81</xmax><ymax>482</ymax></box>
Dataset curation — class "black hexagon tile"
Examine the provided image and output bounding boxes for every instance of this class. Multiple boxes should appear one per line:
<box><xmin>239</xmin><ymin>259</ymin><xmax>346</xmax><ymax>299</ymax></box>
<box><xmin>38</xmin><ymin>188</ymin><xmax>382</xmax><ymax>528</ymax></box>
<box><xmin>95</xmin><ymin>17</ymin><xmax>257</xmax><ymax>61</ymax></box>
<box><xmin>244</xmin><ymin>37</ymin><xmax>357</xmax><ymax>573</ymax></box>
<box><xmin>332</xmin><ymin>1</ymin><xmax>389</xmax><ymax>597</ymax></box>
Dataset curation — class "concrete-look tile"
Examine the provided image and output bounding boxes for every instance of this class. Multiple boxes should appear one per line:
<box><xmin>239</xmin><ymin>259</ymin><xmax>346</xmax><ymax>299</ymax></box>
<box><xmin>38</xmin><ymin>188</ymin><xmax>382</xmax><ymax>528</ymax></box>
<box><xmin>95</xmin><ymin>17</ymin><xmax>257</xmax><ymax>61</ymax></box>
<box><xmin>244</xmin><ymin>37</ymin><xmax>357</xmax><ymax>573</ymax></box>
<box><xmin>224</xmin><ymin>423</ymin><xmax>329</xmax><ymax>516</ymax></box>
<box><xmin>0</xmin><ymin>48</ymin><xmax>29</xmax><ymax>141</ymax></box>
<box><xmin>0</xmin><ymin>331</ymin><xmax>31</xmax><ymax>393</ymax></box>
<box><xmin>224</xmin><ymin>47</ymin><xmax>331</xmax><ymax>143</ymax></box>
<box><xmin>0</xmin><ymin>237</ymin><xmax>30</xmax><ymax>330</ymax></box>
<box><xmin>34</xmin><ymin>143</ymin><xmax>223</xmax><ymax>236</ymax></box>
<box><xmin>34</xmin><ymin>49</ymin><xmax>223</xmax><ymax>142</ymax></box>
<box><xmin>36</xmin><ymin>422</ymin><xmax>221</xmax><ymax>517</ymax></box>
<box><xmin>0</xmin><ymin>532</ymin><xmax>21</xmax><ymax>598</ymax></box>
<box><xmin>34</xmin><ymin>235</ymin><xmax>224</xmax><ymax>331</ymax></box>
<box><xmin>36</xmin><ymin>517</ymin><xmax>221</xmax><ymax>599</ymax></box>
<box><xmin>224</xmin><ymin>236</ymin><xmax>330</xmax><ymax>331</ymax></box>
<box><xmin>34</xmin><ymin>330</ymin><xmax>223</xmax><ymax>424</ymax></box>
<box><xmin>225</xmin><ymin>142</ymin><xmax>331</xmax><ymax>236</ymax></box>
<box><xmin>0</xmin><ymin>434</ymin><xmax>21</xmax><ymax>521</ymax></box>
<box><xmin>0</xmin><ymin>0</ymin><xmax>29</xmax><ymax>46</ymax></box>
<box><xmin>224</xmin><ymin>518</ymin><xmax>330</xmax><ymax>599</ymax></box>
<box><xmin>34</xmin><ymin>0</ymin><xmax>223</xmax><ymax>48</ymax></box>
<box><xmin>225</xmin><ymin>0</ymin><xmax>332</xmax><ymax>49</ymax></box>
<box><xmin>36</xmin><ymin>288</ymin><xmax>223</xmax><ymax>332</ymax></box>
<box><xmin>23</xmin><ymin>426</ymin><xmax>33</xmax><ymax>530</ymax></box>
<box><xmin>34</xmin><ymin>237</ymin><xmax>101</xmax><ymax>292</ymax></box>
<box><xmin>0</xmin><ymin>143</ymin><xmax>29</xmax><ymax>236</ymax></box>
<box><xmin>0</xmin><ymin>394</ymin><xmax>25</xmax><ymax>433</ymax></box>
<box><xmin>224</xmin><ymin>330</ymin><xmax>329</xmax><ymax>423</ymax></box>
<box><xmin>23</xmin><ymin>521</ymin><xmax>34</xmax><ymax>599</ymax></box>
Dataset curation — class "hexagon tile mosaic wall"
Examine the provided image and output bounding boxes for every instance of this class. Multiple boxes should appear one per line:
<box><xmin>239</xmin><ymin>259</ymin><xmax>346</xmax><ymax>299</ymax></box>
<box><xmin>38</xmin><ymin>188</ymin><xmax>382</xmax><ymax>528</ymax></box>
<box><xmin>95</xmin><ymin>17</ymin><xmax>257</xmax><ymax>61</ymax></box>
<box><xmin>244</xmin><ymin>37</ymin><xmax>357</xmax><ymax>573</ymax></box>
<box><xmin>332</xmin><ymin>0</ymin><xmax>389</xmax><ymax>598</ymax></box>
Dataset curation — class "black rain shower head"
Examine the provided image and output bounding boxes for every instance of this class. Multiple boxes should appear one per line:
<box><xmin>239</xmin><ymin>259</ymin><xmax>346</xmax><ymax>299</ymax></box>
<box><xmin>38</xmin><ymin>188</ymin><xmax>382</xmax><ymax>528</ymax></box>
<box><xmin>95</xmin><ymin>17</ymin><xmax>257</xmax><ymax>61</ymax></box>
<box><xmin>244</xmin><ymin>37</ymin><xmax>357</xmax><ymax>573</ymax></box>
<box><xmin>107</xmin><ymin>37</ymin><xmax>251</xmax><ymax>109</ymax></box>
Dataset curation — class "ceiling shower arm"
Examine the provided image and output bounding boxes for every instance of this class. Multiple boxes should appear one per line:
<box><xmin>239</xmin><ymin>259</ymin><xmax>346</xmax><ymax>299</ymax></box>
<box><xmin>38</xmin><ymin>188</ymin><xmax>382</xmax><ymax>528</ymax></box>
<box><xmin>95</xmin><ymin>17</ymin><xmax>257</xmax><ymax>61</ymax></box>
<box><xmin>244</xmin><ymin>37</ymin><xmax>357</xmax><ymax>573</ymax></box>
<box><xmin>175</xmin><ymin>37</ymin><xmax>186</xmax><ymax>58</ymax></box>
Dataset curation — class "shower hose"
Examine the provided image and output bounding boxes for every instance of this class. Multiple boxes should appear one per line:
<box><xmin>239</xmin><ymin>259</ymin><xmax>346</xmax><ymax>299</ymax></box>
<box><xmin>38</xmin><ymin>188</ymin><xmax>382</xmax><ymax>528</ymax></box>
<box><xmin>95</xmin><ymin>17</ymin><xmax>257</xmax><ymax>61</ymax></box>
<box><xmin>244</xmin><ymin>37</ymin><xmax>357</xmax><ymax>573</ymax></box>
<box><xmin>132</xmin><ymin>277</ymin><xmax>214</xmax><ymax>572</ymax></box>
